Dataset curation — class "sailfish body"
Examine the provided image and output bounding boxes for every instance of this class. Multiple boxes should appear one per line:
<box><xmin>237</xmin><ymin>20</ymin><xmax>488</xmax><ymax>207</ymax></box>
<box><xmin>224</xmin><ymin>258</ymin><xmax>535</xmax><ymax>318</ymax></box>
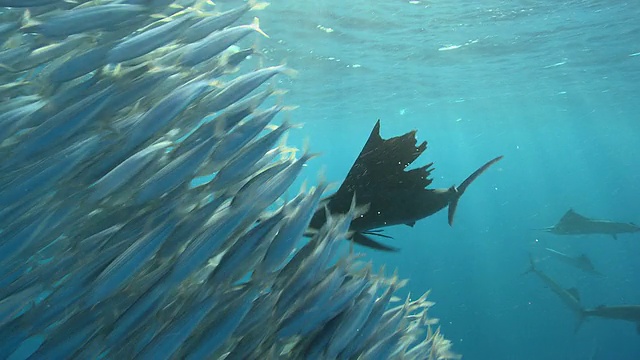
<box><xmin>308</xmin><ymin>120</ymin><xmax>503</xmax><ymax>251</ymax></box>
<box><xmin>543</xmin><ymin>209</ymin><xmax>640</xmax><ymax>239</ymax></box>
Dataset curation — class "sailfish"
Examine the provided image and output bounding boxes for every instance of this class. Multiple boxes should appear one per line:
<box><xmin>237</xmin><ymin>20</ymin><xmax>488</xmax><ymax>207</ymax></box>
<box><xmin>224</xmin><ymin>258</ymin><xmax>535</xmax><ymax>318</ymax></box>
<box><xmin>307</xmin><ymin>119</ymin><xmax>503</xmax><ymax>251</ymax></box>
<box><xmin>542</xmin><ymin>209</ymin><xmax>640</xmax><ymax>240</ymax></box>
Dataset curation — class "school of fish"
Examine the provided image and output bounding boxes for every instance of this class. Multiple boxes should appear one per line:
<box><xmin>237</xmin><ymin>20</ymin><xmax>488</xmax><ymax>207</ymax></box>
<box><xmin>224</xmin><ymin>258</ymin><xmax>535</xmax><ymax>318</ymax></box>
<box><xmin>0</xmin><ymin>0</ymin><xmax>460</xmax><ymax>359</ymax></box>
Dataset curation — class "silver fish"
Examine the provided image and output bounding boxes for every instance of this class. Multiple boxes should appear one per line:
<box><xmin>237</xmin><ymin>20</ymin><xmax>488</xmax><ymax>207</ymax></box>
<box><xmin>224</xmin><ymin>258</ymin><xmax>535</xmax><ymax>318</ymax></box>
<box><xmin>22</xmin><ymin>4</ymin><xmax>147</xmax><ymax>38</ymax></box>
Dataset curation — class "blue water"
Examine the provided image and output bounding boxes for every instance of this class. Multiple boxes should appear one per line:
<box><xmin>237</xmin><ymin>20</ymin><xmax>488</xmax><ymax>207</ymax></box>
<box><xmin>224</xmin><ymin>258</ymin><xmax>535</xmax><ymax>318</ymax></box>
<box><xmin>254</xmin><ymin>0</ymin><xmax>640</xmax><ymax>358</ymax></box>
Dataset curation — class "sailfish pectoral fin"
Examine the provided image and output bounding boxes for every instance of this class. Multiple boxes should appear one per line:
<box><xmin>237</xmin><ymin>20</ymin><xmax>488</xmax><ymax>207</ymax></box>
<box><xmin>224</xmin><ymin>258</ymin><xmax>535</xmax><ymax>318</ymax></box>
<box><xmin>448</xmin><ymin>155</ymin><xmax>503</xmax><ymax>226</ymax></box>
<box><xmin>361</xmin><ymin>229</ymin><xmax>394</xmax><ymax>239</ymax></box>
<box><xmin>351</xmin><ymin>232</ymin><xmax>399</xmax><ymax>252</ymax></box>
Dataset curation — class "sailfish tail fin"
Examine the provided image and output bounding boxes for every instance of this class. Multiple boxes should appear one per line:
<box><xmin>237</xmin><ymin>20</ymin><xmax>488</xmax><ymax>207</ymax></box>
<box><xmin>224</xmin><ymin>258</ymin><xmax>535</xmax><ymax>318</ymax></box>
<box><xmin>448</xmin><ymin>155</ymin><xmax>504</xmax><ymax>226</ymax></box>
<box><xmin>574</xmin><ymin>310</ymin><xmax>587</xmax><ymax>333</ymax></box>
<box><xmin>520</xmin><ymin>252</ymin><xmax>537</xmax><ymax>276</ymax></box>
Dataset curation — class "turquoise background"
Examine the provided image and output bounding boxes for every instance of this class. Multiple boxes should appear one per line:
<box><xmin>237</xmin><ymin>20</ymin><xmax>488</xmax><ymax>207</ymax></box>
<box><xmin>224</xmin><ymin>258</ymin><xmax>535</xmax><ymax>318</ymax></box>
<box><xmin>252</xmin><ymin>0</ymin><xmax>640</xmax><ymax>358</ymax></box>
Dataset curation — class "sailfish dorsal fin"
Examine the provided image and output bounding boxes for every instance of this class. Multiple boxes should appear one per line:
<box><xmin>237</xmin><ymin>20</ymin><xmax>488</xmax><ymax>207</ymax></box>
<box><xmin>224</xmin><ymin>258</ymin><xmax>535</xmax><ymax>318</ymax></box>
<box><xmin>562</xmin><ymin>209</ymin><xmax>590</xmax><ymax>222</ymax></box>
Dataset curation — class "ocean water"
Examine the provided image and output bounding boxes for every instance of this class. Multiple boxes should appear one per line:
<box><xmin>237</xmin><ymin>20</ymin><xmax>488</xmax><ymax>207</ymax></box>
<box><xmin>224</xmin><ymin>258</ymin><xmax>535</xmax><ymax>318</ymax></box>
<box><xmin>255</xmin><ymin>0</ymin><xmax>640</xmax><ymax>359</ymax></box>
<box><xmin>2</xmin><ymin>0</ymin><xmax>638</xmax><ymax>358</ymax></box>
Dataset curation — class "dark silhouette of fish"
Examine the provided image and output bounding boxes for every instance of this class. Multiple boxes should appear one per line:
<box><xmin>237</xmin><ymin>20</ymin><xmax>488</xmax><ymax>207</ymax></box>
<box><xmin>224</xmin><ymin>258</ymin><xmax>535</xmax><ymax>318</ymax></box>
<box><xmin>526</xmin><ymin>254</ymin><xmax>640</xmax><ymax>334</ymax></box>
<box><xmin>583</xmin><ymin>305</ymin><xmax>640</xmax><ymax>334</ymax></box>
<box><xmin>524</xmin><ymin>254</ymin><xmax>584</xmax><ymax>319</ymax></box>
<box><xmin>544</xmin><ymin>247</ymin><xmax>602</xmax><ymax>276</ymax></box>
<box><xmin>543</xmin><ymin>209</ymin><xmax>640</xmax><ymax>240</ymax></box>
<box><xmin>307</xmin><ymin>119</ymin><xmax>503</xmax><ymax>251</ymax></box>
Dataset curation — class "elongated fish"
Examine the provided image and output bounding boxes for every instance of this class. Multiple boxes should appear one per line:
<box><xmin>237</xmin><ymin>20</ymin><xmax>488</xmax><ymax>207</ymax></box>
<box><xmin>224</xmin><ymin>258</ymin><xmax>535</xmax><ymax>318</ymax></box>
<box><xmin>542</xmin><ymin>209</ymin><xmax>640</xmax><ymax>239</ymax></box>
<box><xmin>308</xmin><ymin>119</ymin><xmax>503</xmax><ymax>251</ymax></box>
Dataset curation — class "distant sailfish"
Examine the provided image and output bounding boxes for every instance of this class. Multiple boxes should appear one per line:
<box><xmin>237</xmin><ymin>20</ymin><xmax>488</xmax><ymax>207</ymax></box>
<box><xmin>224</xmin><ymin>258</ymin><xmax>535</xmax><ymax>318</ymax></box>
<box><xmin>542</xmin><ymin>209</ymin><xmax>640</xmax><ymax>240</ymax></box>
<box><xmin>583</xmin><ymin>304</ymin><xmax>640</xmax><ymax>334</ymax></box>
<box><xmin>544</xmin><ymin>247</ymin><xmax>602</xmax><ymax>276</ymax></box>
<box><xmin>524</xmin><ymin>254</ymin><xmax>584</xmax><ymax>322</ymax></box>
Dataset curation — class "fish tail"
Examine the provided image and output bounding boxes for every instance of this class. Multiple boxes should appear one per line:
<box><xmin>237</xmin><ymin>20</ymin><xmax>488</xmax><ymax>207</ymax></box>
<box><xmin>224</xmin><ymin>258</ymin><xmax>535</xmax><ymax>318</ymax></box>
<box><xmin>520</xmin><ymin>252</ymin><xmax>536</xmax><ymax>276</ymax></box>
<box><xmin>574</xmin><ymin>309</ymin><xmax>586</xmax><ymax>333</ymax></box>
<box><xmin>248</xmin><ymin>0</ymin><xmax>271</xmax><ymax>11</ymax></box>
<box><xmin>275</xmin><ymin>60</ymin><xmax>299</xmax><ymax>79</ymax></box>
<box><xmin>20</xmin><ymin>9</ymin><xmax>40</xmax><ymax>31</ymax></box>
<box><xmin>250</xmin><ymin>17</ymin><xmax>270</xmax><ymax>39</ymax></box>
<box><xmin>447</xmin><ymin>155</ymin><xmax>503</xmax><ymax>225</ymax></box>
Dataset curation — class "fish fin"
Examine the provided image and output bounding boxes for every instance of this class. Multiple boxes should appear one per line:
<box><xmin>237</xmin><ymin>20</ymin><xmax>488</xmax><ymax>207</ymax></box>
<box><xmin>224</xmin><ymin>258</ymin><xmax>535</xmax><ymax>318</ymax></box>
<box><xmin>250</xmin><ymin>17</ymin><xmax>270</xmax><ymax>38</ymax></box>
<box><xmin>192</xmin><ymin>0</ymin><xmax>216</xmax><ymax>12</ymax></box>
<box><xmin>281</xmin><ymin>66</ymin><xmax>298</xmax><ymax>79</ymax></box>
<box><xmin>348</xmin><ymin>233</ymin><xmax>355</xmax><ymax>255</ymax></box>
<box><xmin>397</xmin><ymin>278</ymin><xmax>409</xmax><ymax>290</ymax></box>
<box><xmin>249</xmin><ymin>0</ymin><xmax>270</xmax><ymax>11</ymax></box>
<box><xmin>276</xmin><ymin>59</ymin><xmax>299</xmax><ymax>78</ymax></box>
<box><xmin>405</xmin><ymin>221</ymin><xmax>416</xmax><ymax>227</ymax></box>
<box><xmin>361</xmin><ymin>230</ymin><xmax>394</xmax><ymax>239</ymax></box>
<box><xmin>349</xmin><ymin>193</ymin><xmax>370</xmax><ymax>221</ymax></box>
<box><xmin>190</xmin><ymin>1</ymin><xmax>208</xmax><ymax>13</ymax></box>
<box><xmin>298</xmin><ymin>179</ymin><xmax>308</xmax><ymax>195</ymax></box>
<box><xmin>521</xmin><ymin>252</ymin><xmax>536</xmax><ymax>276</ymax></box>
<box><xmin>250</xmin><ymin>41</ymin><xmax>266</xmax><ymax>58</ymax></box>
<box><xmin>448</xmin><ymin>155</ymin><xmax>503</xmax><ymax>226</ymax></box>
<box><xmin>257</xmin><ymin>46</ymin><xmax>265</xmax><ymax>68</ymax></box>
<box><xmin>315</xmin><ymin>166</ymin><xmax>327</xmax><ymax>188</ymax></box>
<box><xmin>272</xmin><ymin>88</ymin><xmax>288</xmax><ymax>97</ymax></box>
<box><xmin>279</xmin><ymin>146</ymin><xmax>299</xmax><ymax>162</ymax></box>
<box><xmin>560</xmin><ymin>208</ymin><xmax>590</xmax><ymax>223</ymax></box>
<box><xmin>206</xmin><ymin>79</ymin><xmax>225</xmax><ymax>90</ymax></box>
<box><xmin>101</xmin><ymin>123</ymin><xmax>123</xmax><ymax>143</ymax></box>
<box><xmin>320</xmin><ymin>119</ymin><xmax>432</xmax><ymax>231</ymax></box>
<box><xmin>351</xmin><ymin>232</ymin><xmax>398</xmax><ymax>252</ymax></box>
<box><xmin>577</xmin><ymin>254</ymin><xmax>596</xmax><ymax>271</ymax></box>
<box><xmin>447</xmin><ymin>187</ymin><xmax>459</xmax><ymax>226</ymax></box>
<box><xmin>273</xmin><ymin>91</ymin><xmax>287</xmax><ymax>107</ymax></box>
<box><xmin>110</xmin><ymin>63</ymin><xmax>123</xmax><ymax>78</ymax></box>
<box><xmin>574</xmin><ymin>310</ymin><xmax>586</xmax><ymax>333</ymax></box>
<box><xmin>20</xmin><ymin>9</ymin><xmax>41</xmax><ymax>30</ymax></box>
